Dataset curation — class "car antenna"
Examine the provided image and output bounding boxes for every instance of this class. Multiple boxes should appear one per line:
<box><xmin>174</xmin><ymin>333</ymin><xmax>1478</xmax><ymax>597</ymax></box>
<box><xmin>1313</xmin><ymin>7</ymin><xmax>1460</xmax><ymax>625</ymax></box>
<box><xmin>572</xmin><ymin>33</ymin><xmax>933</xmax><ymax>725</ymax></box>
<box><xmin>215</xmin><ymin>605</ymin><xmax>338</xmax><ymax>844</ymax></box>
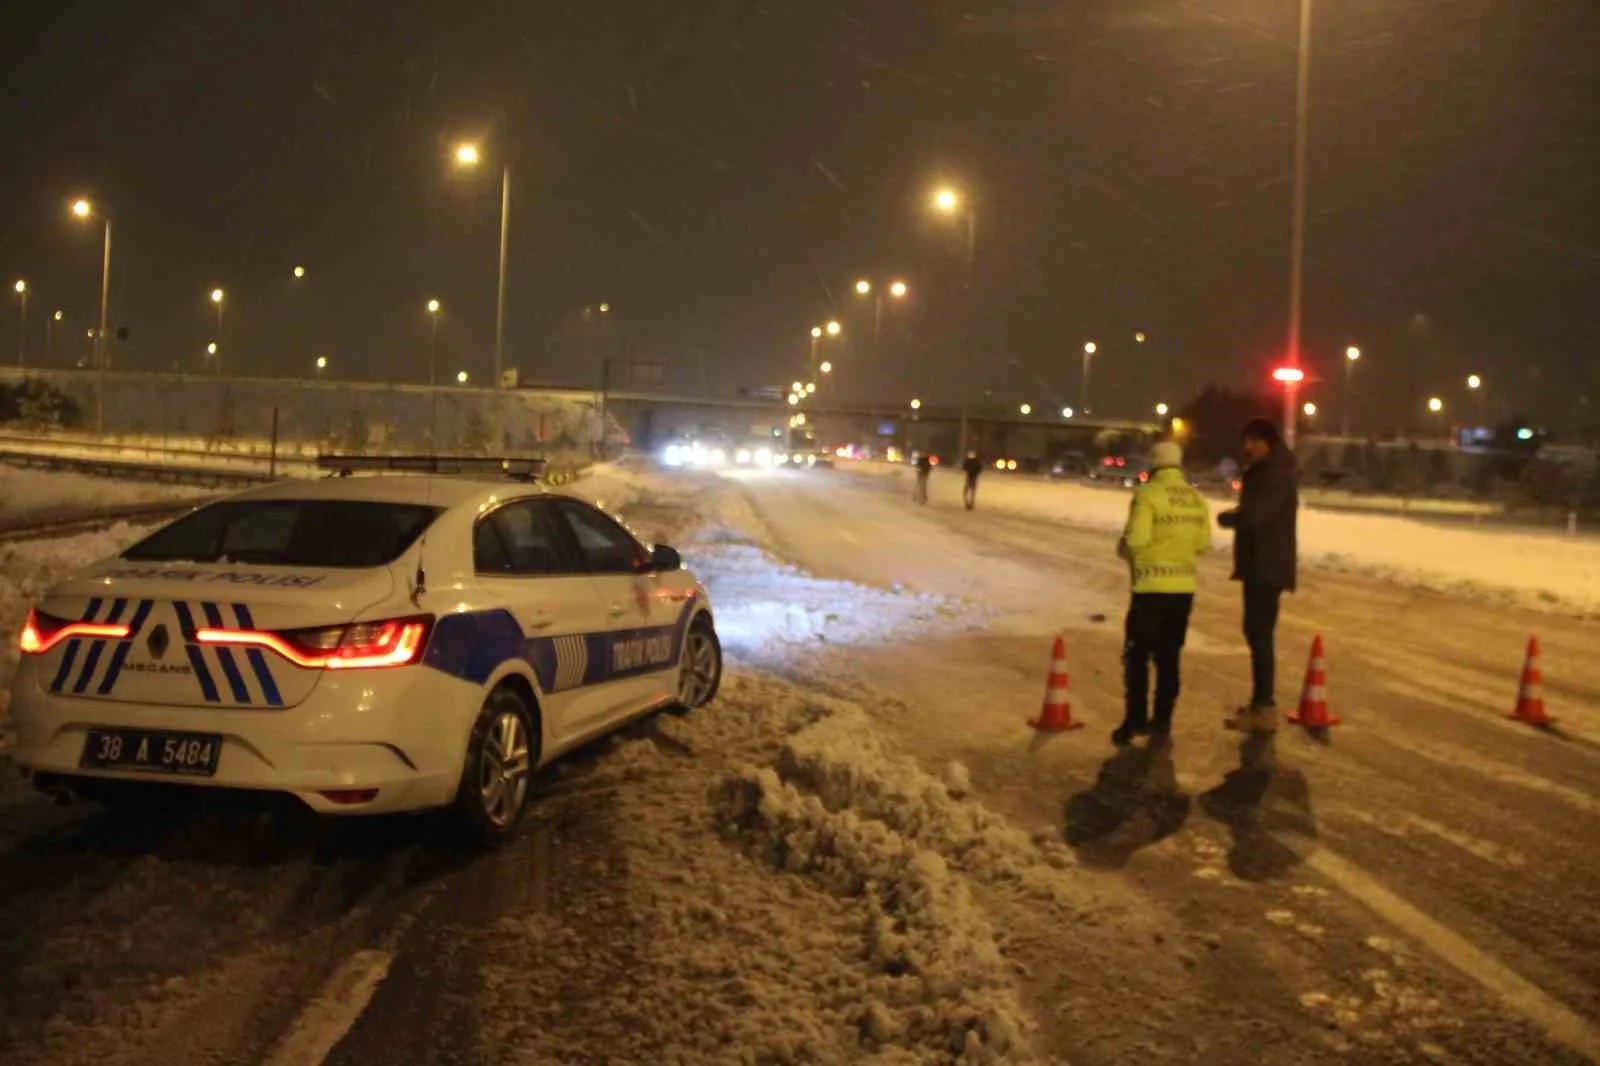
<box><xmin>412</xmin><ymin>455</ymin><xmax>433</xmax><ymax>607</ymax></box>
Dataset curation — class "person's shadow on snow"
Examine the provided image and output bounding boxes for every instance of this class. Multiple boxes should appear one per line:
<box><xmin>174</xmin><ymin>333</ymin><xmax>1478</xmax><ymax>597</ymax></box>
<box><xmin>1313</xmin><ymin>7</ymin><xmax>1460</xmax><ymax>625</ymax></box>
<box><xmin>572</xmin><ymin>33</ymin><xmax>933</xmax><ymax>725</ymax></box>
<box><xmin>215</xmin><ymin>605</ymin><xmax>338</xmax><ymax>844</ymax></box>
<box><xmin>1199</xmin><ymin>732</ymin><xmax>1319</xmax><ymax>881</ymax></box>
<box><xmin>1063</xmin><ymin>743</ymin><xmax>1190</xmax><ymax>870</ymax></box>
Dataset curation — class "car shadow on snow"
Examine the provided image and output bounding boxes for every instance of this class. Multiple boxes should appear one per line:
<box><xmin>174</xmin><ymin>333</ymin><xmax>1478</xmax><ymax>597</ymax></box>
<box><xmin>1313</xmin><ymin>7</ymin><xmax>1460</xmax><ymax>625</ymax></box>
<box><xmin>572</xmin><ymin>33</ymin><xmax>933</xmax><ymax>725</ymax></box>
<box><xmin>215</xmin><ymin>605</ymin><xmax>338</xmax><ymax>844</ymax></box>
<box><xmin>1063</xmin><ymin>743</ymin><xmax>1191</xmax><ymax>869</ymax></box>
<box><xmin>1197</xmin><ymin>732</ymin><xmax>1320</xmax><ymax>882</ymax></box>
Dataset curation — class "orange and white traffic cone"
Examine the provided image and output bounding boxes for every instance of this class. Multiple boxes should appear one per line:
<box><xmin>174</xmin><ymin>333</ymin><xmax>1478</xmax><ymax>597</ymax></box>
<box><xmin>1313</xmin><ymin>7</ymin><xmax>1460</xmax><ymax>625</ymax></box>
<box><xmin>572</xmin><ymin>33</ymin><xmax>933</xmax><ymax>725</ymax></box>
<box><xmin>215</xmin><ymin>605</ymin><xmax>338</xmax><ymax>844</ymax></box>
<box><xmin>1509</xmin><ymin>636</ymin><xmax>1554</xmax><ymax>727</ymax></box>
<box><xmin>1287</xmin><ymin>634</ymin><xmax>1340</xmax><ymax>728</ymax></box>
<box><xmin>1030</xmin><ymin>634</ymin><xmax>1083</xmax><ymax>732</ymax></box>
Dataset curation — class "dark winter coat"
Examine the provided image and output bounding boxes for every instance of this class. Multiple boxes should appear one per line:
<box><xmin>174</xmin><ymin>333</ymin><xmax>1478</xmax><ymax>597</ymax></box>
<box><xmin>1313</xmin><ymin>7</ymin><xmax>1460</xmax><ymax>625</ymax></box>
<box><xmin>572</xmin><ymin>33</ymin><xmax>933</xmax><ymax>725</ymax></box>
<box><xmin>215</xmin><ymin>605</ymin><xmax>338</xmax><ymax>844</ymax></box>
<box><xmin>962</xmin><ymin>456</ymin><xmax>982</xmax><ymax>481</ymax></box>
<box><xmin>1219</xmin><ymin>444</ymin><xmax>1299</xmax><ymax>591</ymax></box>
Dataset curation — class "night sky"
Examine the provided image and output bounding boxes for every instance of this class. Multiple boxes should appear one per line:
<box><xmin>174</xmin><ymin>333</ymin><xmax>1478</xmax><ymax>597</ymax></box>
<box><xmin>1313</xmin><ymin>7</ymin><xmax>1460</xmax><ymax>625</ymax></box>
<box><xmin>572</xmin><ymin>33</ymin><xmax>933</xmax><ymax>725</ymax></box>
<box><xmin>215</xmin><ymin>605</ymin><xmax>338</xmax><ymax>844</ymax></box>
<box><xmin>0</xmin><ymin>1</ymin><xmax>1595</xmax><ymax>430</ymax></box>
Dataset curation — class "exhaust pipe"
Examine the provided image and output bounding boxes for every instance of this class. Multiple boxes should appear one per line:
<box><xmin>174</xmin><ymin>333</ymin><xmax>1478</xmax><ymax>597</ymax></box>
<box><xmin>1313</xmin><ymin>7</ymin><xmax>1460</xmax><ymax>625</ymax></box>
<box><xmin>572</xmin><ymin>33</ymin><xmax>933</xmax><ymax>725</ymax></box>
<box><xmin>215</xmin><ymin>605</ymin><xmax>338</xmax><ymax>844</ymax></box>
<box><xmin>44</xmin><ymin>784</ymin><xmax>79</xmax><ymax>807</ymax></box>
<box><xmin>31</xmin><ymin>774</ymin><xmax>80</xmax><ymax>807</ymax></box>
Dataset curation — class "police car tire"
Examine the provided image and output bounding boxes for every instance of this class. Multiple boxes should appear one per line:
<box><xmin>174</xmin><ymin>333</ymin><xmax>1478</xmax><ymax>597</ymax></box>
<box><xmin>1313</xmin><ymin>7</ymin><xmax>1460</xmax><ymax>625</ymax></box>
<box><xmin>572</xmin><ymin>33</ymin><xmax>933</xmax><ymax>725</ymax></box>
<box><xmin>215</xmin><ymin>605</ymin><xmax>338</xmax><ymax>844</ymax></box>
<box><xmin>453</xmin><ymin>684</ymin><xmax>538</xmax><ymax>845</ymax></box>
<box><xmin>675</xmin><ymin>618</ymin><xmax>722</xmax><ymax>710</ymax></box>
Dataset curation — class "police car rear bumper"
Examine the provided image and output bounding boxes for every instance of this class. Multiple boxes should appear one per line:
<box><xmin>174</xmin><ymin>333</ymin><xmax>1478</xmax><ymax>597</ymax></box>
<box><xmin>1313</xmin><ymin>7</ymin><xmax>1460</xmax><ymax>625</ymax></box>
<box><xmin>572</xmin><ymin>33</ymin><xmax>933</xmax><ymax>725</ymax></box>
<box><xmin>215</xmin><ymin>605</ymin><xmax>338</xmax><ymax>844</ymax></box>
<box><xmin>8</xmin><ymin>672</ymin><xmax>474</xmax><ymax>815</ymax></box>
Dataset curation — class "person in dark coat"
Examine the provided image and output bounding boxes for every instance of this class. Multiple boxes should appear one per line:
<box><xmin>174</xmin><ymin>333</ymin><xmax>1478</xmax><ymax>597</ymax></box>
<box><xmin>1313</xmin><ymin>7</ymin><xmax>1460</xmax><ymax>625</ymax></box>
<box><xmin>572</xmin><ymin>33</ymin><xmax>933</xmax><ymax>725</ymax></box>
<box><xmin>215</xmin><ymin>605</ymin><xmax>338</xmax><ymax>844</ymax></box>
<box><xmin>913</xmin><ymin>452</ymin><xmax>933</xmax><ymax>504</ymax></box>
<box><xmin>1216</xmin><ymin>419</ymin><xmax>1298</xmax><ymax>731</ymax></box>
<box><xmin>961</xmin><ymin>451</ymin><xmax>983</xmax><ymax>510</ymax></box>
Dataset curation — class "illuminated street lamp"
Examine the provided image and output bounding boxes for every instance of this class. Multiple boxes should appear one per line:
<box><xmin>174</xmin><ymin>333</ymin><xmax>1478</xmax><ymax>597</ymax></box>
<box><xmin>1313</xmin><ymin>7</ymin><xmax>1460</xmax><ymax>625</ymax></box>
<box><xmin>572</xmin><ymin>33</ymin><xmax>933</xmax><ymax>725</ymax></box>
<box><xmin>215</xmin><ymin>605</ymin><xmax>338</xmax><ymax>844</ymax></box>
<box><xmin>69</xmin><ymin>198</ymin><xmax>113</xmax><ymax>432</ymax></box>
<box><xmin>825</xmin><ymin>320</ymin><xmax>841</xmax><ymax>337</ymax></box>
<box><xmin>1081</xmin><ymin>341</ymin><xmax>1099</xmax><ymax>414</ymax></box>
<box><xmin>1342</xmin><ymin>345</ymin><xmax>1362</xmax><ymax>437</ymax></box>
<box><xmin>12</xmin><ymin>280</ymin><xmax>26</xmax><ymax>367</ymax></box>
<box><xmin>1019</xmin><ymin>403</ymin><xmax>1032</xmax><ymax>416</ymax></box>
<box><xmin>889</xmin><ymin>280</ymin><xmax>909</xmax><ymax>299</ymax></box>
<box><xmin>805</xmin><ymin>382</ymin><xmax>816</xmax><ymax>394</ymax></box>
<box><xmin>45</xmin><ymin>307</ymin><xmax>63</xmax><ymax>356</ymax></box>
<box><xmin>909</xmin><ymin>398</ymin><xmax>922</xmax><ymax>410</ymax></box>
<box><xmin>426</xmin><ymin>298</ymin><xmax>443</xmax><ymax>389</ymax></box>
<box><xmin>1061</xmin><ymin>406</ymin><xmax>1075</xmax><ymax>419</ymax></box>
<box><xmin>206</xmin><ymin>341</ymin><xmax>218</xmax><ymax>356</ymax></box>
<box><xmin>931</xmin><ymin>184</ymin><xmax>977</xmax><ymax>454</ymax></box>
<box><xmin>787</xmin><ymin>393</ymin><xmax>799</xmax><ymax>406</ymax></box>
<box><xmin>451</xmin><ymin>139</ymin><xmax>512</xmax><ymax>389</ymax></box>
<box><xmin>292</xmin><ymin>265</ymin><xmax>306</xmax><ymax>279</ymax></box>
<box><xmin>457</xmin><ymin>369</ymin><xmax>470</xmax><ymax>385</ymax></box>
<box><xmin>314</xmin><ymin>355</ymin><xmax>328</xmax><ymax>379</ymax></box>
<box><xmin>209</xmin><ymin>284</ymin><xmax>225</xmax><ymax>368</ymax></box>
<box><xmin>1134</xmin><ymin>331</ymin><xmax>1147</xmax><ymax>344</ymax></box>
<box><xmin>1427</xmin><ymin>396</ymin><xmax>1444</xmax><ymax>414</ymax></box>
<box><xmin>1303</xmin><ymin>401</ymin><xmax>1318</xmax><ymax>418</ymax></box>
<box><xmin>810</xmin><ymin>326</ymin><xmax>822</xmax><ymax>339</ymax></box>
<box><xmin>1467</xmin><ymin>372</ymin><xmax>1486</xmax><ymax>425</ymax></box>
<box><xmin>855</xmin><ymin>279</ymin><xmax>872</xmax><ymax>296</ymax></box>
<box><xmin>820</xmin><ymin>361</ymin><xmax>833</xmax><ymax>375</ymax></box>
<box><xmin>1155</xmin><ymin>402</ymin><xmax>1169</xmax><ymax>417</ymax></box>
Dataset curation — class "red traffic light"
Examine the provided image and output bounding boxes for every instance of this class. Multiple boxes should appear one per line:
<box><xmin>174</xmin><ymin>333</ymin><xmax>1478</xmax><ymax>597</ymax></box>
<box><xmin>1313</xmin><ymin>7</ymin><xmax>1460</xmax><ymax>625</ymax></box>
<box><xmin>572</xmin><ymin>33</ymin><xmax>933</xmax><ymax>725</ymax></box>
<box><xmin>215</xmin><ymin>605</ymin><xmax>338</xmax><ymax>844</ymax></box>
<box><xmin>1272</xmin><ymin>366</ymin><xmax>1306</xmax><ymax>384</ymax></box>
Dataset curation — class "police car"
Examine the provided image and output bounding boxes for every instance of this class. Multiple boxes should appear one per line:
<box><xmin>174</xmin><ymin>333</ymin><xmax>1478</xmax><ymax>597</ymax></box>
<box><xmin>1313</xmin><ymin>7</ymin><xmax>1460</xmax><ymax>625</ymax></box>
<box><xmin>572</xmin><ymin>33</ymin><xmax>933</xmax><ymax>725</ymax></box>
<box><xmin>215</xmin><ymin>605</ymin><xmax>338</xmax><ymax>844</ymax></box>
<box><xmin>6</xmin><ymin>455</ymin><xmax>722</xmax><ymax>843</ymax></box>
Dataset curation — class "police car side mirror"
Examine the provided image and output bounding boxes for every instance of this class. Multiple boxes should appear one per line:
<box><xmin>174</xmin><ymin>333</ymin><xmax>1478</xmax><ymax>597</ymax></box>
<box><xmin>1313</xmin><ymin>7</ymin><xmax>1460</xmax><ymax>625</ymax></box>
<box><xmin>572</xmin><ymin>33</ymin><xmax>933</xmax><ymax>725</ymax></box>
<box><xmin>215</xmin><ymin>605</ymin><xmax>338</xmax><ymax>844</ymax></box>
<box><xmin>647</xmin><ymin>543</ymin><xmax>683</xmax><ymax>571</ymax></box>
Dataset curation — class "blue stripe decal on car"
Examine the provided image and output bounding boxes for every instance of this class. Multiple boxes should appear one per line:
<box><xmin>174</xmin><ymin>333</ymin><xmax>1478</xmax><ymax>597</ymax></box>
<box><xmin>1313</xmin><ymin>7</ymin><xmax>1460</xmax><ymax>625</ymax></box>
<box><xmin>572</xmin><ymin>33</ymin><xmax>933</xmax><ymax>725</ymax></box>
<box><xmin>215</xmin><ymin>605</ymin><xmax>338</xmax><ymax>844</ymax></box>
<box><xmin>51</xmin><ymin>597</ymin><xmax>104</xmax><ymax>693</ymax></box>
<box><xmin>72</xmin><ymin>597</ymin><xmax>128</xmax><ymax>693</ymax></box>
<box><xmin>201</xmin><ymin>601</ymin><xmax>251</xmax><ymax>704</ymax></box>
<box><xmin>424</xmin><ymin>598</ymin><xmax>700</xmax><ymax>693</ymax></box>
<box><xmin>231</xmin><ymin>603</ymin><xmax>283</xmax><ymax>707</ymax></box>
<box><xmin>173</xmin><ymin>601</ymin><xmax>220</xmax><ymax>703</ymax></box>
<box><xmin>98</xmin><ymin>598</ymin><xmax>154</xmax><ymax>695</ymax></box>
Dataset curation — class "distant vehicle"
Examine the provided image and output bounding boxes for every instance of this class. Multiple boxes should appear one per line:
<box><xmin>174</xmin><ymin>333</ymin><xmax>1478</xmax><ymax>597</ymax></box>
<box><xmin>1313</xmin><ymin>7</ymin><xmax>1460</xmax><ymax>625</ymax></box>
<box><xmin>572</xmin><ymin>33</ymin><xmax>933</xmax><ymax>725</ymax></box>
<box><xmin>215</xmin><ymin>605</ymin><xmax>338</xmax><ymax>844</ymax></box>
<box><xmin>5</xmin><ymin>457</ymin><xmax>722</xmax><ymax>843</ymax></box>
<box><xmin>1087</xmin><ymin>454</ymin><xmax>1143</xmax><ymax>488</ymax></box>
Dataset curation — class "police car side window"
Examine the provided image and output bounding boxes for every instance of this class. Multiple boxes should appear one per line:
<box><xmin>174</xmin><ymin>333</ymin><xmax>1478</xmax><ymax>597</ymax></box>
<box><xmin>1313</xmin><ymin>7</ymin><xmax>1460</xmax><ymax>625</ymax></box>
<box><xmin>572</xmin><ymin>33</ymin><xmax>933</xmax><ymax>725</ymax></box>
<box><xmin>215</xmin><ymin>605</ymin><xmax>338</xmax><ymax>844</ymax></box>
<box><xmin>555</xmin><ymin>501</ymin><xmax>644</xmax><ymax>575</ymax></box>
<box><xmin>477</xmin><ymin>501</ymin><xmax>572</xmax><ymax>576</ymax></box>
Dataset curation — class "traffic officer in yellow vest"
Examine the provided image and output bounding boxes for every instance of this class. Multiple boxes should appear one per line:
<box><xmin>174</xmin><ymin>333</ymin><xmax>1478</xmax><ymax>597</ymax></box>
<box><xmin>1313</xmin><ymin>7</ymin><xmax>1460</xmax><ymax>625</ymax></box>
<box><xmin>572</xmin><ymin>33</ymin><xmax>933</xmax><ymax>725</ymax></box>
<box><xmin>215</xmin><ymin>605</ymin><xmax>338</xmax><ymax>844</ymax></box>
<box><xmin>1113</xmin><ymin>439</ymin><xmax>1212</xmax><ymax>746</ymax></box>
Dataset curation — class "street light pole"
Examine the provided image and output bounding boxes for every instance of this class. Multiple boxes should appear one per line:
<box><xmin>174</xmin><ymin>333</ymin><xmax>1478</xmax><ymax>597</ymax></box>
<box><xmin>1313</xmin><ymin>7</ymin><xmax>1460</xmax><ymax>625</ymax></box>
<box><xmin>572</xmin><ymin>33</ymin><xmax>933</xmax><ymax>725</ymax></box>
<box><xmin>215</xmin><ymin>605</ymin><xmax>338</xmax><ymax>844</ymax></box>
<box><xmin>1081</xmin><ymin>341</ymin><xmax>1098</xmax><ymax>415</ymax></box>
<box><xmin>96</xmin><ymin>218</ymin><xmax>112</xmax><ymax>433</ymax></box>
<box><xmin>957</xmin><ymin>206</ymin><xmax>977</xmax><ymax>457</ymax></box>
<box><xmin>495</xmin><ymin>164</ymin><xmax>510</xmax><ymax>389</ymax></box>
<box><xmin>1283</xmin><ymin>0</ymin><xmax>1314</xmax><ymax>450</ymax></box>
<box><xmin>1342</xmin><ymin>345</ymin><xmax>1360</xmax><ymax>438</ymax></box>
<box><xmin>13</xmin><ymin>282</ymin><xmax>27</xmax><ymax>367</ymax></box>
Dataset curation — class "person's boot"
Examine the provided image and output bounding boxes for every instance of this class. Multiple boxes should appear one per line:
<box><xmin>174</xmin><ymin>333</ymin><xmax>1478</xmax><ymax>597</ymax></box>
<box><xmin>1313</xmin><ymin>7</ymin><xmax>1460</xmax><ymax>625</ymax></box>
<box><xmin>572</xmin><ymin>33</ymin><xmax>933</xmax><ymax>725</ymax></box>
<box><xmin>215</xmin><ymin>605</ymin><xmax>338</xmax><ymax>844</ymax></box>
<box><xmin>1224</xmin><ymin>704</ymin><xmax>1277</xmax><ymax>733</ymax></box>
<box><xmin>1111</xmin><ymin>720</ymin><xmax>1149</xmax><ymax>746</ymax></box>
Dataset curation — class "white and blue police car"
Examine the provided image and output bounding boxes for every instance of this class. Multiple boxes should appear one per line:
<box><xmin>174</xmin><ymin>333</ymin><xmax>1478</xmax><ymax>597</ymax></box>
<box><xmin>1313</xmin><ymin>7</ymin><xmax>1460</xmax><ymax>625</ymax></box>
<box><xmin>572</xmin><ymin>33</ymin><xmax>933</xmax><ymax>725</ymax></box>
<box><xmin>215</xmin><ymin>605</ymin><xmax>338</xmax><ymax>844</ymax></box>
<box><xmin>6</xmin><ymin>456</ymin><xmax>721</xmax><ymax>842</ymax></box>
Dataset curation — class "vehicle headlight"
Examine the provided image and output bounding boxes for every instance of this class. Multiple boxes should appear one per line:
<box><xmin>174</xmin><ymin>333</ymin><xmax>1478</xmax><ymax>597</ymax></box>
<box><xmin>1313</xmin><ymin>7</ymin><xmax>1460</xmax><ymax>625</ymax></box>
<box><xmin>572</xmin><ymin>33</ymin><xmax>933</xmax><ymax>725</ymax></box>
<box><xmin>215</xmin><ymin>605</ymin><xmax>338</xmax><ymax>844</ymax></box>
<box><xmin>735</xmin><ymin>448</ymin><xmax>752</xmax><ymax>465</ymax></box>
<box><xmin>754</xmin><ymin>447</ymin><xmax>773</xmax><ymax>466</ymax></box>
<box><xmin>709</xmin><ymin>448</ymin><xmax>727</xmax><ymax>466</ymax></box>
<box><xmin>662</xmin><ymin>444</ymin><xmax>684</xmax><ymax>466</ymax></box>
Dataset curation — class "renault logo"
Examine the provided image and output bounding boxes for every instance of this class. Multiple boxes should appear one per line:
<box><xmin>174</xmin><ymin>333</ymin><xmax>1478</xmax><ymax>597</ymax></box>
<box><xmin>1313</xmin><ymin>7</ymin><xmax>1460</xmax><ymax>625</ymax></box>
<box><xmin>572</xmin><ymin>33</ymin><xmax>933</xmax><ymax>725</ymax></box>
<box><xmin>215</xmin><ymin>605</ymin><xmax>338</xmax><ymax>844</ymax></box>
<box><xmin>146</xmin><ymin>624</ymin><xmax>170</xmax><ymax>660</ymax></box>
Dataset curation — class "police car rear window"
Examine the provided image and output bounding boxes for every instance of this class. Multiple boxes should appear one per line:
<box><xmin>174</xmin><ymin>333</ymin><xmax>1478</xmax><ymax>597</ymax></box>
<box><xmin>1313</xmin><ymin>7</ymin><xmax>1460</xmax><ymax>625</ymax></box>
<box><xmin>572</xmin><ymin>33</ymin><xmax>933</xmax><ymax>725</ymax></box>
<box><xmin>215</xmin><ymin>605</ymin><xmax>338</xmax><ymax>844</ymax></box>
<box><xmin>122</xmin><ymin>500</ymin><xmax>442</xmax><ymax>568</ymax></box>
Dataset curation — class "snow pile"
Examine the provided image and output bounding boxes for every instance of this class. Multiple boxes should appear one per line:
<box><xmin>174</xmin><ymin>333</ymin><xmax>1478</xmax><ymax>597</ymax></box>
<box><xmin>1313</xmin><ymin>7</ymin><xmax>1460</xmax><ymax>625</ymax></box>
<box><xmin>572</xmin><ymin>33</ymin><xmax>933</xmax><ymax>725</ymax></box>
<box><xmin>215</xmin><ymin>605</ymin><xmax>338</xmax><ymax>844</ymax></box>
<box><xmin>698</xmin><ymin>678</ymin><xmax>1069</xmax><ymax>1063</ymax></box>
<box><xmin>0</xmin><ymin>524</ymin><xmax>151</xmax><ymax>735</ymax></box>
<box><xmin>0</xmin><ymin>467</ymin><xmax>207</xmax><ymax>522</ymax></box>
<box><xmin>839</xmin><ymin>464</ymin><xmax>1600</xmax><ymax>616</ymax></box>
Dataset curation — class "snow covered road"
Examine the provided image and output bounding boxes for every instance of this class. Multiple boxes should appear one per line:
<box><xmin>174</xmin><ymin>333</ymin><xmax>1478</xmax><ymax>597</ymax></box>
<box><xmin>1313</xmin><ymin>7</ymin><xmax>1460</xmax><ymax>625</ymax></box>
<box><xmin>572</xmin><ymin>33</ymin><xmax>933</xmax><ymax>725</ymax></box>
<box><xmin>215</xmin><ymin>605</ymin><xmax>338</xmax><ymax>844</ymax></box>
<box><xmin>0</xmin><ymin>463</ymin><xmax>1596</xmax><ymax>1065</ymax></box>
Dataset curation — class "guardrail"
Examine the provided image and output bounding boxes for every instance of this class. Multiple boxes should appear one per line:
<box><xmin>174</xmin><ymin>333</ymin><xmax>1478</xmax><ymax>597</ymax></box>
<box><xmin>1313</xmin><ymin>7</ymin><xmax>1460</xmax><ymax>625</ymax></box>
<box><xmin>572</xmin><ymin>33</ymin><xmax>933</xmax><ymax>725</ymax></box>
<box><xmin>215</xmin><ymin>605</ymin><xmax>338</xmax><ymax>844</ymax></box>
<box><xmin>0</xmin><ymin>448</ymin><xmax>275</xmax><ymax>488</ymax></box>
<box><xmin>0</xmin><ymin>499</ymin><xmax>213</xmax><ymax>544</ymax></box>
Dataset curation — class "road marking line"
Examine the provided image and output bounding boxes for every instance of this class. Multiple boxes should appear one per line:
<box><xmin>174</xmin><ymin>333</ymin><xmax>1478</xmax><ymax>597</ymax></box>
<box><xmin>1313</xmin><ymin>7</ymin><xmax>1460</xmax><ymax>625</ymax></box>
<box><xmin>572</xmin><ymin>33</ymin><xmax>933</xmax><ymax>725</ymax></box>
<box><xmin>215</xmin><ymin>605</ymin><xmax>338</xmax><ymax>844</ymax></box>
<box><xmin>261</xmin><ymin>949</ymin><xmax>394</xmax><ymax>1066</ymax></box>
<box><xmin>1305</xmin><ymin>848</ymin><xmax>1600</xmax><ymax>1061</ymax></box>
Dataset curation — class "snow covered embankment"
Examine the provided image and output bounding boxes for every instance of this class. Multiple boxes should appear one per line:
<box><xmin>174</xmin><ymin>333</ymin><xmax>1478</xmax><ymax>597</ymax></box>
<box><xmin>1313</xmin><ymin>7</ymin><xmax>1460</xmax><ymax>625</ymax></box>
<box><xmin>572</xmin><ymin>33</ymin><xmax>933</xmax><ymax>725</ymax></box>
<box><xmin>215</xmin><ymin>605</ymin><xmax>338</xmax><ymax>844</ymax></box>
<box><xmin>839</xmin><ymin>462</ymin><xmax>1600</xmax><ymax>618</ymax></box>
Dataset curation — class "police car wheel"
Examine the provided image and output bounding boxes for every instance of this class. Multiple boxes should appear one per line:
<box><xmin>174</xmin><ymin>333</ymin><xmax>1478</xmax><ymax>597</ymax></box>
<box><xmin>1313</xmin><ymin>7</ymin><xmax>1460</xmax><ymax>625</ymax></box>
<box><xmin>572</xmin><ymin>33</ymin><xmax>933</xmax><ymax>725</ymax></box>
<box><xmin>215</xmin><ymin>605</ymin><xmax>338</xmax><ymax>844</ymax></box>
<box><xmin>676</xmin><ymin>620</ymin><xmax>722</xmax><ymax>709</ymax></box>
<box><xmin>454</xmin><ymin>685</ymin><xmax>537</xmax><ymax>844</ymax></box>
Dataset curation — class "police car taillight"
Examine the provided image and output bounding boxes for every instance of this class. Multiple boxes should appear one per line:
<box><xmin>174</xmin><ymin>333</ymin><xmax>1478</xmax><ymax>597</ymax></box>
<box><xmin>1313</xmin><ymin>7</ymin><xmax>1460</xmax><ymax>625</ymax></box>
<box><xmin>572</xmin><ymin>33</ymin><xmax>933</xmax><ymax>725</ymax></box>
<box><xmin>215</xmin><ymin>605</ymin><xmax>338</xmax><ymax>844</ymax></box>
<box><xmin>19</xmin><ymin>607</ymin><xmax>133</xmax><ymax>655</ymax></box>
<box><xmin>195</xmin><ymin>614</ymin><xmax>433</xmax><ymax>670</ymax></box>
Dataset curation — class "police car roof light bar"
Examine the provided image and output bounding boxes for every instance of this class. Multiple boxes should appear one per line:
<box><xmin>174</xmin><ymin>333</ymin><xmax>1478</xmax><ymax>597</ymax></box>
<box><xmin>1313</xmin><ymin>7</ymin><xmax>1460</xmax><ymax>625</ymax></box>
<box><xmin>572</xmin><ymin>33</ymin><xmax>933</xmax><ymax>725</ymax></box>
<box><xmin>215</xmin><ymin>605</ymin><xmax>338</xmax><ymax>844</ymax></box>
<box><xmin>315</xmin><ymin>454</ymin><xmax>550</xmax><ymax>481</ymax></box>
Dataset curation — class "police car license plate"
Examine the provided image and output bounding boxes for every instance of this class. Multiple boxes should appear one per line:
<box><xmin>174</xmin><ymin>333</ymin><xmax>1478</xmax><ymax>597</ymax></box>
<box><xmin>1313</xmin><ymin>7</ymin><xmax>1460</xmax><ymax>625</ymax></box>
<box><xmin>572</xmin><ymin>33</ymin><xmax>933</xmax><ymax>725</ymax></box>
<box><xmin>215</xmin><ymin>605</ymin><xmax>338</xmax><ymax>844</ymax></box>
<box><xmin>79</xmin><ymin>729</ymin><xmax>222</xmax><ymax>777</ymax></box>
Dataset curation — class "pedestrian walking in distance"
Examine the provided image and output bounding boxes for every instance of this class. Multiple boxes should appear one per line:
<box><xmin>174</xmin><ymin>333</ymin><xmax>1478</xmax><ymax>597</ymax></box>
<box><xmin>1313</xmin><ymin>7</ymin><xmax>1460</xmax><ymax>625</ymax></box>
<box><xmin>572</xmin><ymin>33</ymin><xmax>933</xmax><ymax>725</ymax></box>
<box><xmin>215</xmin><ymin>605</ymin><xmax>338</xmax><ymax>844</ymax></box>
<box><xmin>913</xmin><ymin>452</ymin><xmax>933</xmax><ymax>504</ymax></box>
<box><xmin>961</xmin><ymin>451</ymin><xmax>983</xmax><ymax>510</ymax></box>
<box><xmin>1217</xmin><ymin>419</ymin><xmax>1299</xmax><ymax>732</ymax></box>
<box><xmin>1113</xmin><ymin>440</ymin><xmax>1211</xmax><ymax>746</ymax></box>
